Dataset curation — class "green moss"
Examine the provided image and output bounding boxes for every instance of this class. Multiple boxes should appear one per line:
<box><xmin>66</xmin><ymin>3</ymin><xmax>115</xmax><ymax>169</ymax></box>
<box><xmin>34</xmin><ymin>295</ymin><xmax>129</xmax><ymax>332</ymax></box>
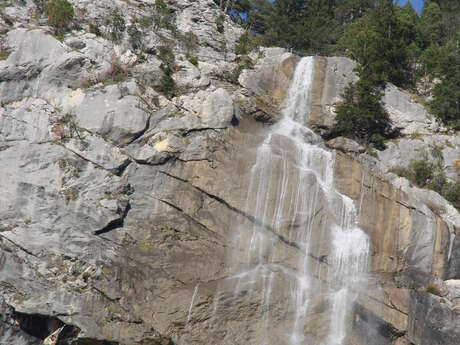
<box><xmin>0</xmin><ymin>48</ymin><xmax>9</xmax><ymax>61</ymax></box>
<box><xmin>101</xmin><ymin>266</ymin><xmax>113</xmax><ymax>278</ymax></box>
<box><xmin>187</xmin><ymin>55</ymin><xmax>198</xmax><ymax>66</ymax></box>
<box><xmin>136</xmin><ymin>241</ymin><xmax>155</xmax><ymax>251</ymax></box>
<box><xmin>13</xmin><ymin>292</ymin><xmax>30</xmax><ymax>303</ymax></box>
<box><xmin>69</xmin><ymin>286</ymin><xmax>87</xmax><ymax>294</ymax></box>
<box><xmin>102</xmin><ymin>71</ymin><xmax>127</xmax><ymax>86</ymax></box>
<box><xmin>410</xmin><ymin>132</ymin><xmax>422</xmax><ymax>140</ymax></box>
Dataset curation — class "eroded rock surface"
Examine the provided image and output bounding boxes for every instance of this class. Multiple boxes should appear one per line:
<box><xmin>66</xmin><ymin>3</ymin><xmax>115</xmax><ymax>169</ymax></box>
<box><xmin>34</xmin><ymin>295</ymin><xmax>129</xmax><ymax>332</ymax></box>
<box><xmin>0</xmin><ymin>1</ymin><xmax>459</xmax><ymax>345</ymax></box>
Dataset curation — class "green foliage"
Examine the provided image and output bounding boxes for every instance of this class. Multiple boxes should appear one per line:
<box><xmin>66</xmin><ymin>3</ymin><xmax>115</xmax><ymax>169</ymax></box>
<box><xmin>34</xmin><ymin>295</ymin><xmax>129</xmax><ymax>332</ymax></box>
<box><xmin>391</xmin><ymin>148</ymin><xmax>460</xmax><ymax>210</ymax></box>
<box><xmin>88</xmin><ymin>22</ymin><xmax>101</xmax><ymax>36</ymax></box>
<box><xmin>158</xmin><ymin>45</ymin><xmax>175</xmax><ymax>71</ymax></box>
<box><xmin>235</xmin><ymin>31</ymin><xmax>262</xmax><ymax>56</ymax></box>
<box><xmin>157</xmin><ymin>73</ymin><xmax>176</xmax><ymax>98</ymax></box>
<box><xmin>0</xmin><ymin>47</ymin><xmax>9</xmax><ymax>60</ymax></box>
<box><xmin>108</xmin><ymin>10</ymin><xmax>126</xmax><ymax>42</ymax></box>
<box><xmin>104</xmin><ymin>56</ymin><xmax>128</xmax><ymax>86</ymax></box>
<box><xmin>425</xmin><ymin>283</ymin><xmax>442</xmax><ymax>296</ymax></box>
<box><xmin>187</xmin><ymin>55</ymin><xmax>198</xmax><ymax>66</ymax></box>
<box><xmin>339</xmin><ymin>1</ymin><xmax>412</xmax><ymax>88</ymax></box>
<box><xmin>235</xmin><ymin>31</ymin><xmax>251</xmax><ymax>55</ymax></box>
<box><xmin>430</xmin><ymin>46</ymin><xmax>460</xmax><ymax>129</ymax></box>
<box><xmin>227</xmin><ymin>0</ymin><xmax>460</xmax><ymax>133</ymax></box>
<box><xmin>445</xmin><ymin>182</ymin><xmax>460</xmax><ymax>210</ymax></box>
<box><xmin>332</xmin><ymin>76</ymin><xmax>391</xmax><ymax>149</ymax></box>
<box><xmin>155</xmin><ymin>45</ymin><xmax>177</xmax><ymax>98</ymax></box>
<box><xmin>154</xmin><ymin>0</ymin><xmax>176</xmax><ymax>32</ymax></box>
<box><xmin>137</xmin><ymin>16</ymin><xmax>153</xmax><ymax>29</ymax></box>
<box><xmin>128</xmin><ymin>24</ymin><xmax>143</xmax><ymax>50</ymax></box>
<box><xmin>222</xmin><ymin>55</ymin><xmax>254</xmax><ymax>84</ymax></box>
<box><xmin>418</xmin><ymin>2</ymin><xmax>443</xmax><ymax>47</ymax></box>
<box><xmin>45</xmin><ymin>0</ymin><xmax>74</xmax><ymax>35</ymax></box>
<box><xmin>183</xmin><ymin>31</ymin><xmax>198</xmax><ymax>55</ymax></box>
<box><xmin>216</xmin><ymin>14</ymin><xmax>225</xmax><ymax>33</ymax></box>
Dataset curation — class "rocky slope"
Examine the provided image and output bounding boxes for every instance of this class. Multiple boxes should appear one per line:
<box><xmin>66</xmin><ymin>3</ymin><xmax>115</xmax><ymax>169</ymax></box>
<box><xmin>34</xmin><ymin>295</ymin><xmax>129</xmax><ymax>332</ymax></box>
<box><xmin>0</xmin><ymin>1</ymin><xmax>459</xmax><ymax>345</ymax></box>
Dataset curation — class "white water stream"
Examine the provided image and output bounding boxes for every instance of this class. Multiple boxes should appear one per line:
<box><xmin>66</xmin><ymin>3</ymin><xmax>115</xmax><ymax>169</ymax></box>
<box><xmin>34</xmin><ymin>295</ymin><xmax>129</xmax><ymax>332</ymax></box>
<box><xmin>207</xmin><ymin>57</ymin><xmax>370</xmax><ymax>345</ymax></box>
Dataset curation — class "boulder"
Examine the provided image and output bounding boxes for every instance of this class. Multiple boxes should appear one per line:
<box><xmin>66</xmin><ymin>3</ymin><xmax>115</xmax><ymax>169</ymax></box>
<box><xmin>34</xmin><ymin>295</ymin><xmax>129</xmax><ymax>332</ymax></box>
<box><xmin>73</xmin><ymin>84</ymin><xmax>149</xmax><ymax>145</ymax></box>
<box><xmin>327</xmin><ymin>136</ymin><xmax>365</xmax><ymax>154</ymax></box>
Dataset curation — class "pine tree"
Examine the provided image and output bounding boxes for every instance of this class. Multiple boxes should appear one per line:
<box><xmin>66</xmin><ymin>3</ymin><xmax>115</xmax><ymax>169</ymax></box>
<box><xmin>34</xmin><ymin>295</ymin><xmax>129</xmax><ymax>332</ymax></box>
<box><xmin>418</xmin><ymin>1</ymin><xmax>443</xmax><ymax>47</ymax></box>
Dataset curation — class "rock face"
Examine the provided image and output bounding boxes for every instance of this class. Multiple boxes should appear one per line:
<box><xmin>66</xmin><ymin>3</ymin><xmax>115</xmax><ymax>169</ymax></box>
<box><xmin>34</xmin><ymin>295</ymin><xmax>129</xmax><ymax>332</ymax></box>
<box><xmin>0</xmin><ymin>1</ymin><xmax>459</xmax><ymax>345</ymax></box>
<box><xmin>309</xmin><ymin>56</ymin><xmax>460</xmax><ymax>183</ymax></box>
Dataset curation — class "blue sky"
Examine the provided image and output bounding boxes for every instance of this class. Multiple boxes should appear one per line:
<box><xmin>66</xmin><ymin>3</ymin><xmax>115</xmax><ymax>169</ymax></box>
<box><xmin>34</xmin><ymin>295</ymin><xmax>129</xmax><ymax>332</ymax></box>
<box><xmin>398</xmin><ymin>0</ymin><xmax>424</xmax><ymax>14</ymax></box>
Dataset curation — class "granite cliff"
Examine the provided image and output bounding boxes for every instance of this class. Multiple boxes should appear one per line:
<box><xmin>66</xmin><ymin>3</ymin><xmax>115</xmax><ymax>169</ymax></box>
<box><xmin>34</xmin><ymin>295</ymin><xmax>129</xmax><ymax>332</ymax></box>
<box><xmin>0</xmin><ymin>1</ymin><xmax>459</xmax><ymax>345</ymax></box>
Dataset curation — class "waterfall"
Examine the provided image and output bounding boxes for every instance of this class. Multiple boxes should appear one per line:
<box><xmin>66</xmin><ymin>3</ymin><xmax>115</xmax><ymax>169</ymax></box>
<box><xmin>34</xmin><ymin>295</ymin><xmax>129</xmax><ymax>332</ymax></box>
<box><xmin>207</xmin><ymin>57</ymin><xmax>370</xmax><ymax>345</ymax></box>
<box><xmin>186</xmin><ymin>284</ymin><xmax>200</xmax><ymax>325</ymax></box>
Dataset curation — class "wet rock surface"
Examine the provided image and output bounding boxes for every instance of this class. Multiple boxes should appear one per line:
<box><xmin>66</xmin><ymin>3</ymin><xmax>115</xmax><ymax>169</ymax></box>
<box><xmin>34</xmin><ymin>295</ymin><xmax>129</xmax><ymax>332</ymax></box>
<box><xmin>0</xmin><ymin>1</ymin><xmax>459</xmax><ymax>345</ymax></box>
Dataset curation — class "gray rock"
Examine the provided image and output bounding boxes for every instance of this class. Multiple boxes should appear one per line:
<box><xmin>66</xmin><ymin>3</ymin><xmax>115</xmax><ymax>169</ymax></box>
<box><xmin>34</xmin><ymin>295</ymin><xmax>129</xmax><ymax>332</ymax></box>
<box><xmin>309</xmin><ymin>56</ymin><xmax>357</xmax><ymax>129</ymax></box>
<box><xmin>73</xmin><ymin>84</ymin><xmax>149</xmax><ymax>145</ymax></box>
<box><xmin>383</xmin><ymin>84</ymin><xmax>434</xmax><ymax>135</ymax></box>
<box><xmin>1</xmin><ymin>1</ymin><xmax>460</xmax><ymax>345</ymax></box>
<box><xmin>327</xmin><ymin>136</ymin><xmax>365</xmax><ymax>154</ymax></box>
<box><xmin>0</xmin><ymin>28</ymin><xmax>68</xmax><ymax>102</ymax></box>
<box><xmin>239</xmin><ymin>48</ymin><xmax>298</xmax><ymax>122</ymax></box>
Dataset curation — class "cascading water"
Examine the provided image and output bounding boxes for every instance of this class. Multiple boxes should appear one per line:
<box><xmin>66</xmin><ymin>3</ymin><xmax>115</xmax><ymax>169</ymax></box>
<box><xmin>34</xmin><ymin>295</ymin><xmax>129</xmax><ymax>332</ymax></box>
<box><xmin>206</xmin><ymin>57</ymin><xmax>370</xmax><ymax>345</ymax></box>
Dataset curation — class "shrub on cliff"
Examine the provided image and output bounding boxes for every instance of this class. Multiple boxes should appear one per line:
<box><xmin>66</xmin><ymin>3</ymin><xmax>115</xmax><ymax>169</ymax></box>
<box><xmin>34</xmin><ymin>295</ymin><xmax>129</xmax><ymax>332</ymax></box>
<box><xmin>45</xmin><ymin>0</ymin><xmax>74</xmax><ymax>35</ymax></box>
<box><xmin>154</xmin><ymin>0</ymin><xmax>176</xmax><ymax>32</ymax></box>
<box><xmin>108</xmin><ymin>10</ymin><xmax>126</xmax><ymax>43</ymax></box>
<box><xmin>391</xmin><ymin>149</ymin><xmax>460</xmax><ymax>211</ymax></box>
<box><xmin>430</xmin><ymin>46</ymin><xmax>460</xmax><ymax>130</ymax></box>
<box><xmin>154</xmin><ymin>46</ymin><xmax>177</xmax><ymax>98</ymax></box>
<box><xmin>332</xmin><ymin>76</ymin><xmax>392</xmax><ymax>150</ymax></box>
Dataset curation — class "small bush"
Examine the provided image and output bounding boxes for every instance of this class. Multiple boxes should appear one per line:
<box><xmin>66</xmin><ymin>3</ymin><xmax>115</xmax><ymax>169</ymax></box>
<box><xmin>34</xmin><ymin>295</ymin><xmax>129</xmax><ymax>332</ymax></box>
<box><xmin>45</xmin><ymin>0</ymin><xmax>74</xmax><ymax>35</ymax></box>
<box><xmin>108</xmin><ymin>10</ymin><xmax>126</xmax><ymax>42</ymax></box>
<box><xmin>128</xmin><ymin>24</ymin><xmax>143</xmax><ymax>50</ymax></box>
<box><xmin>235</xmin><ymin>32</ymin><xmax>262</xmax><ymax>56</ymax></box>
<box><xmin>157</xmin><ymin>72</ymin><xmax>176</xmax><ymax>98</ymax></box>
<box><xmin>444</xmin><ymin>182</ymin><xmax>460</xmax><ymax>210</ymax></box>
<box><xmin>390</xmin><ymin>150</ymin><xmax>460</xmax><ymax>211</ymax></box>
<box><xmin>235</xmin><ymin>32</ymin><xmax>250</xmax><ymax>55</ymax></box>
<box><xmin>137</xmin><ymin>16</ymin><xmax>152</xmax><ymax>29</ymax></box>
<box><xmin>425</xmin><ymin>283</ymin><xmax>442</xmax><ymax>296</ymax></box>
<box><xmin>155</xmin><ymin>45</ymin><xmax>177</xmax><ymax>98</ymax></box>
<box><xmin>103</xmin><ymin>53</ymin><xmax>128</xmax><ymax>86</ymax></box>
<box><xmin>216</xmin><ymin>14</ymin><xmax>224</xmax><ymax>33</ymax></box>
<box><xmin>411</xmin><ymin>159</ymin><xmax>434</xmax><ymax>187</ymax></box>
<box><xmin>222</xmin><ymin>56</ymin><xmax>253</xmax><ymax>84</ymax></box>
<box><xmin>89</xmin><ymin>22</ymin><xmax>101</xmax><ymax>36</ymax></box>
<box><xmin>187</xmin><ymin>55</ymin><xmax>198</xmax><ymax>66</ymax></box>
<box><xmin>158</xmin><ymin>45</ymin><xmax>175</xmax><ymax>70</ymax></box>
<box><xmin>369</xmin><ymin>133</ymin><xmax>386</xmax><ymax>151</ymax></box>
<box><xmin>332</xmin><ymin>78</ymin><xmax>392</xmax><ymax>150</ymax></box>
<box><xmin>183</xmin><ymin>31</ymin><xmax>198</xmax><ymax>56</ymax></box>
<box><xmin>154</xmin><ymin>0</ymin><xmax>176</xmax><ymax>32</ymax></box>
